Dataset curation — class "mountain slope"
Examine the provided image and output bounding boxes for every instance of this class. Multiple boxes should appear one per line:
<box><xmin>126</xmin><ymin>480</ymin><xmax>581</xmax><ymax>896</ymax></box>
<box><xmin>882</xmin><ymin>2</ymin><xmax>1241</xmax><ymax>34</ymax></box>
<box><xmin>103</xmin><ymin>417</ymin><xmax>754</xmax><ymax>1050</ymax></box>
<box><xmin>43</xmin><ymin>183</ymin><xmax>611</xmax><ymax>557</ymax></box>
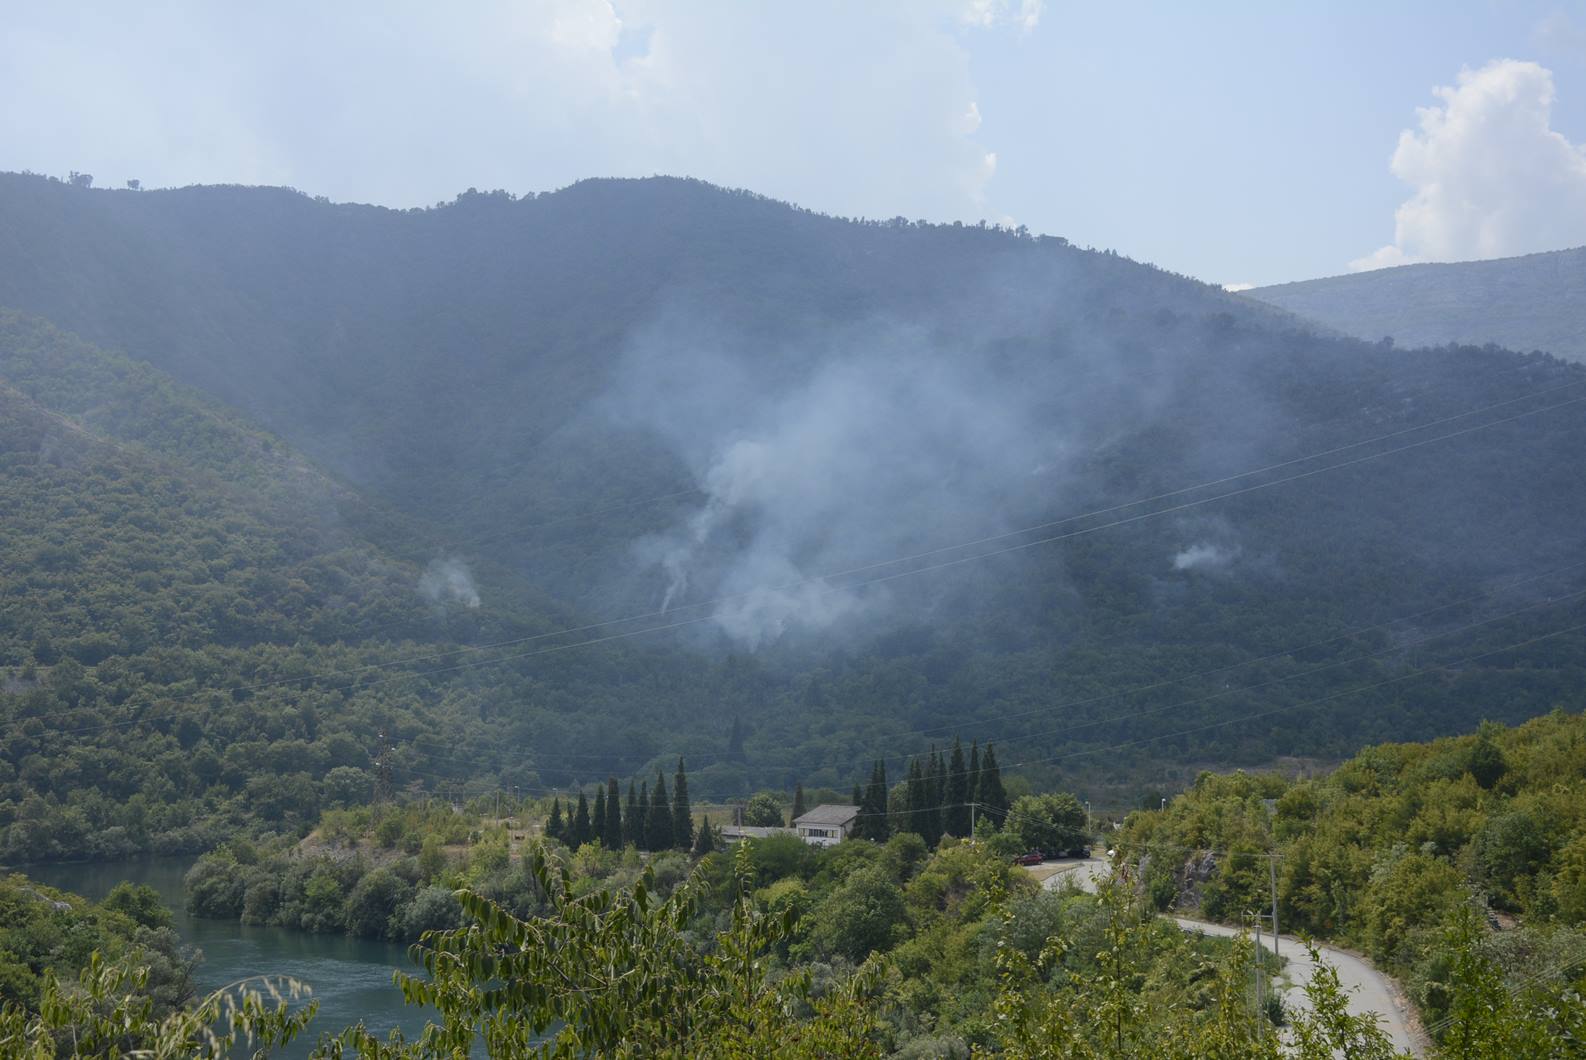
<box><xmin>1244</xmin><ymin>247</ymin><xmax>1586</xmax><ymax>362</ymax></box>
<box><xmin>0</xmin><ymin>312</ymin><xmax>729</xmax><ymax>861</ymax></box>
<box><xmin>3</xmin><ymin>173</ymin><xmax>1586</xmax><ymax>823</ymax></box>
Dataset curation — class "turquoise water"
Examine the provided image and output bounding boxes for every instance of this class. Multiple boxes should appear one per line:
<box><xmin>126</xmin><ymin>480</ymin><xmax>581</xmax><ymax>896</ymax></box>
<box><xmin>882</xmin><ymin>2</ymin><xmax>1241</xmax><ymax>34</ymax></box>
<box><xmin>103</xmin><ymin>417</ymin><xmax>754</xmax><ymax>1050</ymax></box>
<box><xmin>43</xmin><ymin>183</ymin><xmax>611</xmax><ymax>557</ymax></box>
<box><xmin>20</xmin><ymin>858</ymin><xmax>429</xmax><ymax>1057</ymax></box>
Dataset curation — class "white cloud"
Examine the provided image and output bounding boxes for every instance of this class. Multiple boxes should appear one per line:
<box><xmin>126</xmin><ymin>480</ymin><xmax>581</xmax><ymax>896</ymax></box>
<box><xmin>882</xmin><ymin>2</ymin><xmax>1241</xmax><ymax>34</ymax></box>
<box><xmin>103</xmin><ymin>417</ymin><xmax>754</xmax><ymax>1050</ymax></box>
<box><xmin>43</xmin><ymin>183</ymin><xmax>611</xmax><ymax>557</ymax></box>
<box><xmin>959</xmin><ymin>0</ymin><xmax>1044</xmax><ymax>33</ymax></box>
<box><xmin>1352</xmin><ymin>59</ymin><xmax>1586</xmax><ymax>271</ymax></box>
<box><xmin>0</xmin><ymin>1</ymin><xmax>1022</xmax><ymax>223</ymax></box>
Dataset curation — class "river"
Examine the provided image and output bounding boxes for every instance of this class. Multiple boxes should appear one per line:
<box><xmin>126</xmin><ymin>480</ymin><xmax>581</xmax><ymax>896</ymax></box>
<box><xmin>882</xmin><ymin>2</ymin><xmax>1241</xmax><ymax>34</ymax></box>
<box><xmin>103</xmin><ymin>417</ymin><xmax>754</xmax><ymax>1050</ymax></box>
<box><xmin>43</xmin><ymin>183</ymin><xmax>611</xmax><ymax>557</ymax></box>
<box><xmin>21</xmin><ymin>857</ymin><xmax>429</xmax><ymax>1057</ymax></box>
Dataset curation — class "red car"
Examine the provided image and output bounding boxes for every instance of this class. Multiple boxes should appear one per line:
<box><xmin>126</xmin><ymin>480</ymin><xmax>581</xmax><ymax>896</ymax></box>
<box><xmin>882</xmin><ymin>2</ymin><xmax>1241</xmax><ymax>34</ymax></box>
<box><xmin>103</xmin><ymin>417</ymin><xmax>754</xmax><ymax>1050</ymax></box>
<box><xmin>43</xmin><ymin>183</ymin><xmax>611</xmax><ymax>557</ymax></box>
<box><xmin>1015</xmin><ymin>851</ymin><xmax>1045</xmax><ymax>866</ymax></box>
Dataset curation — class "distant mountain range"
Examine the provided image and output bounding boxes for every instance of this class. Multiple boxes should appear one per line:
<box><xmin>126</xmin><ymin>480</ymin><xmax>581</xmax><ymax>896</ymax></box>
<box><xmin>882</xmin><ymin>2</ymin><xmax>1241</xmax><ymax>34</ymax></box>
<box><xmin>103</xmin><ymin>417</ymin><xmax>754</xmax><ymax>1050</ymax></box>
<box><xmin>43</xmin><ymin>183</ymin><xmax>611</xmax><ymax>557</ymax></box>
<box><xmin>1245</xmin><ymin>246</ymin><xmax>1586</xmax><ymax>363</ymax></box>
<box><xmin>2</xmin><ymin>171</ymin><xmax>1585</xmax><ymax>857</ymax></box>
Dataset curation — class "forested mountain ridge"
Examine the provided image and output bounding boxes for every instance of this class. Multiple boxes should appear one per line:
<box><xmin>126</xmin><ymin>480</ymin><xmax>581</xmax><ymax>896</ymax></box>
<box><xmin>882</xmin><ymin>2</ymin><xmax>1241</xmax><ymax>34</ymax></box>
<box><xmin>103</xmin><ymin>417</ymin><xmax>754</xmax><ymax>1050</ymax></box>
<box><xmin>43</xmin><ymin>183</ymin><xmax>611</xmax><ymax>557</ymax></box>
<box><xmin>1244</xmin><ymin>246</ymin><xmax>1586</xmax><ymax>363</ymax></box>
<box><xmin>4</xmin><ymin>172</ymin><xmax>1586</xmax><ymax>848</ymax></box>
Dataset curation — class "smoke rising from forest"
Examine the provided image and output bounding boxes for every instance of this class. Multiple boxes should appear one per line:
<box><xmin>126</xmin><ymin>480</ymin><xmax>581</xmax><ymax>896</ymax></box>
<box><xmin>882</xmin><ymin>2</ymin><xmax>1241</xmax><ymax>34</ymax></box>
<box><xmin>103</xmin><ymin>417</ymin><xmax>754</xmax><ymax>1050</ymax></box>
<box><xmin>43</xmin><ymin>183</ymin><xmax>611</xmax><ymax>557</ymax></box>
<box><xmin>608</xmin><ymin>305</ymin><xmax>1192</xmax><ymax>648</ymax></box>
<box><xmin>419</xmin><ymin>556</ymin><xmax>481</xmax><ymax>609</ymax></box>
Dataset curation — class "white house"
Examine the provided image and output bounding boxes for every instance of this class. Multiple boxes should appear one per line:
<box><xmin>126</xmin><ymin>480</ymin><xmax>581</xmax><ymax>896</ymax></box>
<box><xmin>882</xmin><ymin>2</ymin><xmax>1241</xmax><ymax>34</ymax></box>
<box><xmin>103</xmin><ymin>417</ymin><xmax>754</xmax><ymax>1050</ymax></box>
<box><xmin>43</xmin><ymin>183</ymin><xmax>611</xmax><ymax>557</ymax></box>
<box><xmin>793</xmin><ymin>804</ymin><xmax>860</xmax><ymax>847</ymax></box>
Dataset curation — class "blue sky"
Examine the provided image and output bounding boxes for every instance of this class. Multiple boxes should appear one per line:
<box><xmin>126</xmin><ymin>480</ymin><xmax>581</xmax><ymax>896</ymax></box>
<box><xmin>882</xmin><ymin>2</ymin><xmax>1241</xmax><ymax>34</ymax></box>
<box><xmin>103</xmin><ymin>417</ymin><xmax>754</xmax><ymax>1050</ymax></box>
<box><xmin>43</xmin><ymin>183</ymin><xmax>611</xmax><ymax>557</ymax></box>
<box><xmin>965</xmin><ymin>2</ymin><xmax>1586</xmax><ymax>284</ymax></box>
<box><xmin>4</xmin><ymin>1</ymin><xmax>1584</xmax><ymax>286</ymax></box>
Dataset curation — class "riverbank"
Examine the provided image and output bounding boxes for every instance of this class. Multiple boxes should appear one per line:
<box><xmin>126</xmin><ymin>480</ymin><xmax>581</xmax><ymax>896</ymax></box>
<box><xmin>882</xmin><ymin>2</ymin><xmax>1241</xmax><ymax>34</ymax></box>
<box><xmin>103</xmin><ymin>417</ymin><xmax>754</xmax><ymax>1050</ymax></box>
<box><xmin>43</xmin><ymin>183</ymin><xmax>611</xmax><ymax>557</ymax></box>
<box><xmin>17</xmin><ymin>857</ymin><xmax>424</xmax><ymax>1057</ymax></box>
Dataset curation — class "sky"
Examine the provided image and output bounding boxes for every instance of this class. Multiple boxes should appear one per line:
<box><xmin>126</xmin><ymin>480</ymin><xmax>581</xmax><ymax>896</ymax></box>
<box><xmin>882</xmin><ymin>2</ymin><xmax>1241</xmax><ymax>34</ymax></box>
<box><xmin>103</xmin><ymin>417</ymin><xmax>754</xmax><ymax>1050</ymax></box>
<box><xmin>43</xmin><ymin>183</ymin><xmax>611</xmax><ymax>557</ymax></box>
<box><xmin>4</xmin><ymin>1</ymin><xmax>1584</xmax><ymax>287</ymax></box>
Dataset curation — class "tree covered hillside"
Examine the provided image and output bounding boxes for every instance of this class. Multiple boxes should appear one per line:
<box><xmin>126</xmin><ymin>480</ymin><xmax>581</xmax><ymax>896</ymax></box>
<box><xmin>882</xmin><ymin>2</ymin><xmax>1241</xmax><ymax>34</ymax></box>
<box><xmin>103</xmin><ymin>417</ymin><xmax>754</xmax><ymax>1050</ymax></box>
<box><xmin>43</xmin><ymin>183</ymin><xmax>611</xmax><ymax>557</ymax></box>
<box><xmin>1119</xmin><ymin>708</ymin><xmax>1586</xmax><ymax>1041</ymax></box>
<box><xmin>0</xmin><ymin>313</ymin><xmax>738</xmax><ymax>861</ymax></box>
<box><xmin>3</xmin><ymin>174</ymin><xmax>1586</xmax><ymax>833</ymax></box>
<box><xmin>1246</xmin><ymin>246</ymin><xmax>1586</xmax><ymax>364</ymax></box>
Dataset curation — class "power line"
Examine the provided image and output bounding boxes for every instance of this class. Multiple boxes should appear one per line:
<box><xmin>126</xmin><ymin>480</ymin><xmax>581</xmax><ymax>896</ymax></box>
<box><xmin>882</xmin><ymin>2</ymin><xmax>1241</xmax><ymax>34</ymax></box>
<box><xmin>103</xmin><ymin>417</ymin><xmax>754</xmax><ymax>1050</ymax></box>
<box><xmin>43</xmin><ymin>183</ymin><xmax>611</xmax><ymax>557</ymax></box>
<box><xmin>10</xmin><ymin>381</ymin><xmax>1581</xmax><ymax>749</ymax></box>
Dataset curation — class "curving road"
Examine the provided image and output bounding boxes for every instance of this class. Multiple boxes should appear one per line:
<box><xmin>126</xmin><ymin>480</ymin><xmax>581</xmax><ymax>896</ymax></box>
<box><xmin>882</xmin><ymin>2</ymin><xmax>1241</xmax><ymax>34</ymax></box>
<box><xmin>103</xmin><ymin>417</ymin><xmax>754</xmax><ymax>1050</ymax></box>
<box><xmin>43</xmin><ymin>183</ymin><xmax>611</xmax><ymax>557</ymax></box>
<box><xmin>1031</xmin><ymin>859</ymin><xmax>1426</xmax><ymax>1056</ymax></box>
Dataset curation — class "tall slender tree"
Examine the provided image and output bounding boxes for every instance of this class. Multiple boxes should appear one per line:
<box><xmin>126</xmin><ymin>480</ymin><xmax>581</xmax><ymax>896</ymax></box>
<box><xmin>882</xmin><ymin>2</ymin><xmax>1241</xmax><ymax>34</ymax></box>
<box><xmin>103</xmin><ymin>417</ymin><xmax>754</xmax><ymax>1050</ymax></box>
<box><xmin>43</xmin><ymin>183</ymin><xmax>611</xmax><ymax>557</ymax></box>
<box><xmin>792</xmin><ymin>783</ymin><xmax>807</xmax><ymax>823</ymax></box>
<box><xmin>945</xmin><ymin>738</ymin><xmax>971</xmax><ymax>838</ymax></box>
<box><xmin>904</xmin><ymin>758</ymin><xmax>927</xmax><ymax>840</ymax></box>
<box><xmin>692</xmin><ymin>815</ymin><xmax>715</xmax><ymax>857</ymax></box>
<box><xmin>592</xmin><ymin>785</ymin><xmax>608</xmax><ymax>846</ymax></box>
<box><xmin>636</xmin><ymin>782</ymin><xmax>650</xmax><ymax>850</ymax></box>
<box><xmin>625</xmin><ymin>780</ymin><xmax>640</xmax><ymax>847</ymax></box>
<box><xmin>860</xmin><ymin>759</ymin><xmax>890</xmax><ymax>841</ymax></box>
<box><xmin>924</xmin><ymin>747</ymin><xmax>945</xmax><ymax>845</ymax></box>
<box><xmin>648</xmin><ymin>770</ymin><xmax>673</xmax><ymax>851</ymax></box>
<box><xmin>572</xmin><ymin>792</ymin><xmax>592</xmax><ymax>848</ymax></box>
<box><xmin>672</xmin><ymin>758</ymin><xmax>694</xmax><ymax>850</ymax></box>
<box><xmin>547</xmin><ymin>797</ymin><xmax>564</xmax><ymax>843</ymax></box>
<box><xmin>604</xmin><ymin>778</ymin><xmax>623</xmax><ymax>847</ymax></box>
<box><xmin>979</xmin><ymin>743</ymin><xmax>1009</xmax><ymax>821</ymax></box>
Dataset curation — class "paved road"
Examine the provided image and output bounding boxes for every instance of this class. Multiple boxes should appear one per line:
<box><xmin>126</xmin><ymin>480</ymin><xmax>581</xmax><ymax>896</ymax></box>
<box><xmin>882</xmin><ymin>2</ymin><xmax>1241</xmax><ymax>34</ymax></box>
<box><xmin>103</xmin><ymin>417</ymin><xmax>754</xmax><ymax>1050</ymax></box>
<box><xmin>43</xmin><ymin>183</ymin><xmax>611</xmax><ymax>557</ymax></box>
<box><xmin>1033</xmin><ymin>859</ymin><xmax>1425</xmax><ymax>1056</ymax></box>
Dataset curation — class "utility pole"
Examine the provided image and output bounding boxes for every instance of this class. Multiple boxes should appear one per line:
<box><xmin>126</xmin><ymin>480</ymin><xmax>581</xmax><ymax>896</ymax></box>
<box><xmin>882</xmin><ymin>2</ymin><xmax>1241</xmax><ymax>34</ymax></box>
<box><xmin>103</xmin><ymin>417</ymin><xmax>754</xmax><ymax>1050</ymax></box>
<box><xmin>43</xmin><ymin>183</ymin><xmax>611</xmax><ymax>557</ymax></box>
<box><xmin>1253</xmin><ymin>911</ymin><xmax>1264</xmax><ymax>1022</ymax></box>
<box><xmin>1269</xmin><ymin>854</ymin><xmax>1280</xmax><ymax>958</ymax></box>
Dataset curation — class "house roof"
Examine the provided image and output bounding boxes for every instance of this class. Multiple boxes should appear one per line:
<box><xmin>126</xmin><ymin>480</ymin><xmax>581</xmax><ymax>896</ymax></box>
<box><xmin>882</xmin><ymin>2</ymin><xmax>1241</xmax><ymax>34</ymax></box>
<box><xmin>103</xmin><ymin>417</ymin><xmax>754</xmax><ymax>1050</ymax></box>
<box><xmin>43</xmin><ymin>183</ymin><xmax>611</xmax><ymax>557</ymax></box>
<box><xmin>794</xmin><ymin>804</ymin><xmax>860</xmax><ymax>827</ymax></box>
<box><xmin>717</xmin><ymin>825</ymin><xmax>791</xmax><ymax>840</ymax></box>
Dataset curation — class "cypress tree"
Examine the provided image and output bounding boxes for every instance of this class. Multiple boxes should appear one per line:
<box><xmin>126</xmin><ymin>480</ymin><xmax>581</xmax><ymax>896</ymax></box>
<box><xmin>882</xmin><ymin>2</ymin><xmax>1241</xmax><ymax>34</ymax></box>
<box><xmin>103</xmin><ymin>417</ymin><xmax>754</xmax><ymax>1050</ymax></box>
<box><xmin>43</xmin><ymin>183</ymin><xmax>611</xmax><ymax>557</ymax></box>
<box><xmin>980</xmin><ymin>743</ymin><xmax>1009</xmax><ymax>821</ymax></box>
<box><xmin>904</xmin><ymin>758</ymin><xmax>926</xmax><ymax>839</ymax></box>
<box><xmin>851</xmin><ymin>784</ymin><xmax>864</xmax><ymax>820</ymax></box>
<box><xmin>547</xmin><ymin>797</ymin><xmax>564</xmax><ymax>842</ymax></box>
<box><xmin>792</xmin><ymin>782</ymin><xmax>806</xmax><ymax>822</ymax></box>
<box><xmin>692</xmin><ymin>815</ymin><xmax>715</xmax><ymax>857</ymax></box>
<box><xmin>605</xmin><ymin>777</ymin><xmax>623</xmax><ymax>847</ymax></box>
<box><xmin>923</xmin><ymin>747</ymin><xmax>945</xmax><ymax>845</ymax></box>
<box><xmin>592</xmin><ymin>785</ymin><xmax>608</xmax><ymax>846</ymax></box>
<box><xmin>625</xmin><ymin>780</ymin><xmax>640</xmax><ymax>847</ymax></box>
<box><xmin>572</xmin><ymin>792</ymin><xmax>592</xmax><ymax>848</ymax></box>
<box><xmin>672</xmin><ymin>758</ymin><xmax>694</xmax><ymax>850</ymax></box>
<box><xmin>636</xmin><ymin>782</ymin><xmax>650</xmax><ymax>849</ymax></box>
<box><xmin>648</xmin><ymin>770</ymin><xmax>673</xmax><ymax>851</ymax></box>
<box><xmin>861</xmin><ymin>759</ymin><xmax>890</xmax><ymax>841</ymax></box>
<box><xmin>945</xmin><ymin>738</ymin><xmax>971</xmax><ymax>838</ymax></box>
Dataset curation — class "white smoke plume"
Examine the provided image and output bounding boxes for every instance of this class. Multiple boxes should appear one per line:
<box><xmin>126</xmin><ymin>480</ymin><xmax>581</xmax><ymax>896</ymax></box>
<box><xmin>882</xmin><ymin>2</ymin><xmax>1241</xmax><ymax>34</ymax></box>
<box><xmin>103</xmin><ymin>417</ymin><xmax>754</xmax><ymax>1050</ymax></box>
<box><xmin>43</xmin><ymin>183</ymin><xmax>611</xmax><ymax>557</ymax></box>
<box><xmin>419</xmin><ymin>556</ymin><xmax>481</xmax><ymax>609</ymax></box>
<box><xmin>608</xmin><ymin>291</ymin><xmax>1201</xmax><ymax>648</ymax></box>
<box><xmin>1172</xmin><ymin>542</ymin><xmax>1238</xmax><ymax>573</ymax></box>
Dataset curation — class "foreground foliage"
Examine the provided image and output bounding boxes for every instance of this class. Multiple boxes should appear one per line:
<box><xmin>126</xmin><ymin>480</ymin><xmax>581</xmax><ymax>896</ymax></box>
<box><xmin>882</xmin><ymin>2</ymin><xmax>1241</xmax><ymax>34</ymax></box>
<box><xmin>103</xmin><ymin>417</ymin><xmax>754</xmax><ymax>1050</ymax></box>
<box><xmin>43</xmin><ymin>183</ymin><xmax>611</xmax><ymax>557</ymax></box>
<box><xmin>1119</xmin><ymin>708</ymin><xmax>1586</xmax><ymax>1048</ymax></box>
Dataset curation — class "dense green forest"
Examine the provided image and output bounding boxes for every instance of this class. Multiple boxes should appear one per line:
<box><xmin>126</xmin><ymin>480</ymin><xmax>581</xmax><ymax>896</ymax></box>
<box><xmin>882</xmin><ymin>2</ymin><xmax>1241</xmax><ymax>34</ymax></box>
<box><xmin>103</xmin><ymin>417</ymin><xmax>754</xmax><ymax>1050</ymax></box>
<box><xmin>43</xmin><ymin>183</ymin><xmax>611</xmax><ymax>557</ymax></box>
<box><xmin>6</xmin><ymin>716</ymin><xmax>1586</xmax><ymax>1055</ymax></box>
<box><xmin>1118</xmin><ymin>708</ymin><xmax>1586</xmax><ymax>1042</ymax></box>
<box><xmin>4</xmin><ymin>174</ymin><xmax>1586</xmax><ymax>864</ymax></box>
<box><xmin>0</xmin><ymin>872</ymin><xmax>191</xmax><ymax>1019</ymax></box>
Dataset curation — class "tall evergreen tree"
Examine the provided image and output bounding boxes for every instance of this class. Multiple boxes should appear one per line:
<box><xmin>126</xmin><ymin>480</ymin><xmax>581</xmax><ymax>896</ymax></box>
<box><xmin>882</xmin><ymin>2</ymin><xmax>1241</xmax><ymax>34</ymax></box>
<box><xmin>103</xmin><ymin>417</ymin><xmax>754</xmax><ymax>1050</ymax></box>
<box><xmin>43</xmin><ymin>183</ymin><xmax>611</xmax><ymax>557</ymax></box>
<box><xmin>625</xmin><ymin>780</ymin><xmax>640</xmax><ymax>847</ymax></box>
<box><xmin>904</xmin><ymin>758</ymin><xmax>927</xmax><ymax>839</ymax></box>
<box><xmin>648</xmin><ymin>770</ymin><xmax>673</xmax><ymax>852</ymax></box>
<box><xmin>944</xmin><ymin>738</ymin><xmax>971</xmax><ymax>838</ymax></box>
<box><xmin>979</xmin><ymin>743</ymin><xmax>1009</xmax><ymax>821</ymax></box>
<box><xmin>860</xmin><ymin>759</ymin><xmax>890</xmax><ymax>841</ymax></box>
<box><xmin>692</xmin><ymin>815</ymin><xmax>715</xmax><ymax>857</ymax></box>
<box><xmin>592</xmin><ymin>785</ymin><xmax>608</xmax><ymax>846</ymax></box>
<box><xmin>672</xmin><ymin>758</ymin><xmax>694</xmax><ymax>850</ymax></box>
<box><xmin>604</xmin><ymin>777</ymin><xmax>623</xmax><ymax>848</ymax></box>
<box><xmin>547</xmin><ymin>797</ymin><xmax>564</xmax><ymax>843</ymax></box>
<box><xmin>636</xmin><ymin>782</ymin><xmax>650</xmax><ymax>850</ymax></box>
<box><xmin>792</xmin><ymin>783</ymin><xmax>806</xmax><ymax>822</ymax></box>
<box><xmin>923</xmin><ymin>747</ymin><xmax>945</xmax><ymax>845</ymax></box>
<box><xmin>572</xmin><ymin>792</ymin><xmax>592</xmax><ymax>848</ymax></box>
